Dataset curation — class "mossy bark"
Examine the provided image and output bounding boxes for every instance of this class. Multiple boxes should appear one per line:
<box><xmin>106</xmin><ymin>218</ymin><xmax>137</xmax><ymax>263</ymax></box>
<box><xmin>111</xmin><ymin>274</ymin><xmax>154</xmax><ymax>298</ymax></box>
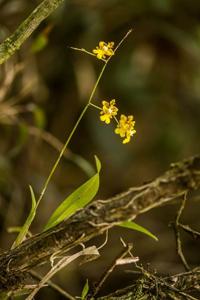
<box><xmin>0</xmin><ymin>0</ymin><xmax>64</xmax><ymax>65</ymax></box>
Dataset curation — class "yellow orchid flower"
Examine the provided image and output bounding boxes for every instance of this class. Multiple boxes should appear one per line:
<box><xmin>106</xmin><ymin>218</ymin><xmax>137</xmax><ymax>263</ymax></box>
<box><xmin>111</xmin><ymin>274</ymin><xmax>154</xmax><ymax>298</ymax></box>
<box><xmin>93</xmin><ymin>41</ymin><xmax>114</xmax><ymax>60</ymax></box>
<box><xmin>115</xmin><ymin>114</ymin><xmax>136</xmax><ymax>144</ymax></box>
<box><xmin>100</xmin><ymin>100</ymin><xmax>118</xmax><ymax>124</ymax></box>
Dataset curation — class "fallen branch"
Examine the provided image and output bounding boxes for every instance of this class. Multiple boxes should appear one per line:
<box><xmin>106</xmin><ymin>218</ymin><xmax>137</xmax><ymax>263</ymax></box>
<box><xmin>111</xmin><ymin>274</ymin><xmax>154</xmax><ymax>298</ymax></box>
<box><xmin>0</xmin><ymin>155</ymin><xmax>200</xmax><ymax>293</ymax></box>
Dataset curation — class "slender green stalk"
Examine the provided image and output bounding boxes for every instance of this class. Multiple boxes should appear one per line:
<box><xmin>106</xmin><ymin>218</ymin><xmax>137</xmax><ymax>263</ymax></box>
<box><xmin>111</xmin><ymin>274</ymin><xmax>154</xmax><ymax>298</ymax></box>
<box><xmin>70</xmin><ymin>47</ymin><xmax>97</xmax><ymax>59</ymax></box>
<box><xmin>88</xmin><ymin>62</ymin><xmax>107</xmax><ymax>104</ymax></box>
<box><xmin>89</xmin><ymin>103</ymin><xmax>102</xmax><ymax>110</ymax></box>
<box><xmin>36</xmin><ymin>103</ymin><xmax>90</xmax><ymax>207</ymax></box>
<box><xmin>37</xmin><ymin>62</ymin><xmax>108</xmax><ymax>207</ymax></box>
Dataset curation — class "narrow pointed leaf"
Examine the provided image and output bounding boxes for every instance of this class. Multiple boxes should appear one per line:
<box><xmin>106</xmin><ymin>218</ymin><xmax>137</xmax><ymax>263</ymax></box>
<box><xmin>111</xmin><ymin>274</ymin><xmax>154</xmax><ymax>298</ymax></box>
<box><xmin>94</xmin><ymin>155</ymin><xmax>101</xmax><ymax>172</ymax></box>
<box><xmin>81</xmin><ymin>279</ymin><xmax>89</xmax><ymax>300</ymax></box>
<box><xmin>119</xmin><ymin>221</ymin><xmax>158</xmax><ymax>241</ymax></box>
<box><xmin>12</xmin><ymin>185</ymin><xmax>37</xmax><ymax>248</ymax></box>
<box><xmin>44</xmin><ymin>156</ymin><xmax>101</xmax><ymax>231</ymax></box>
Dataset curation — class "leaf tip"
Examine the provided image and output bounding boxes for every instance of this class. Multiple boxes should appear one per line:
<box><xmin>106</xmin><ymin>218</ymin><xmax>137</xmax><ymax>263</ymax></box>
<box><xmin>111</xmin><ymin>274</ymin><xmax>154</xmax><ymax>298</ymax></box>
<box><xmin>94</xmin><ymin>155</ymin><xmax>101</xmax><ymax>172</ymax></box>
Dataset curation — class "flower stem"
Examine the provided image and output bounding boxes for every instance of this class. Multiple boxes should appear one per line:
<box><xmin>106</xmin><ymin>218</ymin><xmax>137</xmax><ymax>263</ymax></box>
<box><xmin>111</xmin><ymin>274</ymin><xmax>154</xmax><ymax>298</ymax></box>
<box><xmin>70</xmin><ymin>47</ymin><xmax>96</xmax><ymax>58</ymax></box>
<box><xmin>89</xmin><ymin>103</ymin><xmax>102</xmax><ymax>110</ymax></box>
<box><xmin>36</xmin><ymin>103</ymin><xmax>90</xmax><ymax>208</ymax></box>
<box><xmin>88</xmin><ymin>62</ymin><xmax>107</xmax><ymax>104</ymax></box>
<box><xmin>36</xmin><ymin>63</ymin><xmax>108</xmax><ymax>208</ymax></box>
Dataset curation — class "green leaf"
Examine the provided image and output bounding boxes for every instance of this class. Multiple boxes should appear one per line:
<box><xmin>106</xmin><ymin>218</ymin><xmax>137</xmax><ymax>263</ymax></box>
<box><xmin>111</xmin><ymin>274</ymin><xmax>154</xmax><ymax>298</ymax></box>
<box><xmin>119</xmin><ymin>221</ymin><xmax>158</xmax><ymax>242</ymax></box>
<box><xmin>31</xmin><ymin>34</ymin><xmax>48</xmax><ymax>53</ymax></box>
<box><xmin>94</xmin><ymin>155</ymin><xmax>101</xmax><ymax>172</ymax></box>
<box><xmin>44</xmin><ymin>156</ymin><xmax>101</xmax><ymax>231</ymax></box>
<box><xmin>11</xmin><ymin>185</ymin><xmax>37</xmax><ymax>249</ymax></box>
<box><xmin>81</xmin><ymin>279</ymin><xmax>89</xmax><ymax>300</ymax></box>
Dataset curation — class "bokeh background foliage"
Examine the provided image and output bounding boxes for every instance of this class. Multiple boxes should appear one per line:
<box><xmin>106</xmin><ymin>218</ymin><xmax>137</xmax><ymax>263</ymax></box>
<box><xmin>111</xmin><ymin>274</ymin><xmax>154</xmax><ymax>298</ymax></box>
<box><xmin>0</xmin><ymin>0</ymin><xmax>200</xmax><ymax>298</ymax></box>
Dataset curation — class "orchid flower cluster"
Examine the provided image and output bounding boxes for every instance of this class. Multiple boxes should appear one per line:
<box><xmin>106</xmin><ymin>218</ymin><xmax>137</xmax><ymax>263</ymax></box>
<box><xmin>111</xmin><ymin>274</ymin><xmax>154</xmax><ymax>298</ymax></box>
<box><xmin>92</xmin><ymin>41</ymin><xmax>136</xmax><ymax>144</ymax></box>
<box><xmin>99</xmin><ymin>99</ymin><xmax>136</xmax><ymax>144</ymax></box>
<box><xmin>71</xmin><ymin>34</ymin><xmax>136</xmax><ymax>144</ymax></box>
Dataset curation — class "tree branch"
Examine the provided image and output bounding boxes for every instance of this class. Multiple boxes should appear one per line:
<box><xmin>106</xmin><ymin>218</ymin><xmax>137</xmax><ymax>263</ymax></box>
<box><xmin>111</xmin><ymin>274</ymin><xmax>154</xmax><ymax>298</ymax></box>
<box><xmin>0</xmin><ymin>0</ymin><xmax>64</xmax><ymax>65</ymax></box>
<box><xmin>0</xmin><ymin>155</ymin><xmax>200</xmax><ymax>293</ymax></box>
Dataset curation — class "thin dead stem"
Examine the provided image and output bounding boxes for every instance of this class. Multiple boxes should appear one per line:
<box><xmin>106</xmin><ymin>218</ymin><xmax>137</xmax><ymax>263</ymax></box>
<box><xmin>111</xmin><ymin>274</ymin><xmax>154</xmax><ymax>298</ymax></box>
<box><xmin>29</xmin><ymin>270</ymin><xmax>76</xmax><ymax>300</ymax></box>
<box><xmin>172</xmin><ymin>193</ymin><xmax>190</xmax><ymax>271</ymax></box>
<box><xmin>90</xmin><ymin>243</ymin><xmax>133</xmax><ymax>298</ymax></box>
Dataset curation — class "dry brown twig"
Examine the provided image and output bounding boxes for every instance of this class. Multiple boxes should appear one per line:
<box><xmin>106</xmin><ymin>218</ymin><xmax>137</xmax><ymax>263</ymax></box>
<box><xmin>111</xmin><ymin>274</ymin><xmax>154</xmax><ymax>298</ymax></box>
<box><xmin>29</xmin><ymin>270</ymin><xmax>76</xmax><ymax>300</ymax></box>
<box><xmin>172</xmin><ymin>193</ymin><xmax>190</xmax><ymax>271</ymax></box>
<box><xmin>178</xmin><ymin>224</ymin><xmax>200</xmax><ymax>240</ymax></box>
<box><xmin>89</xmin><ymin>242</ymin><xmax>136</xmax><ymax>298</ymax></box>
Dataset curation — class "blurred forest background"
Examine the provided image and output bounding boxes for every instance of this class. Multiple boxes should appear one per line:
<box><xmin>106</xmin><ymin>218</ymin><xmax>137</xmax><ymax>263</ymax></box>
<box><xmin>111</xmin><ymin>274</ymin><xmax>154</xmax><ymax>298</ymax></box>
<box><xmin>0</xmin><ymin>0</ymin><xmax>200</xmax><ymax>298</ymax></box>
